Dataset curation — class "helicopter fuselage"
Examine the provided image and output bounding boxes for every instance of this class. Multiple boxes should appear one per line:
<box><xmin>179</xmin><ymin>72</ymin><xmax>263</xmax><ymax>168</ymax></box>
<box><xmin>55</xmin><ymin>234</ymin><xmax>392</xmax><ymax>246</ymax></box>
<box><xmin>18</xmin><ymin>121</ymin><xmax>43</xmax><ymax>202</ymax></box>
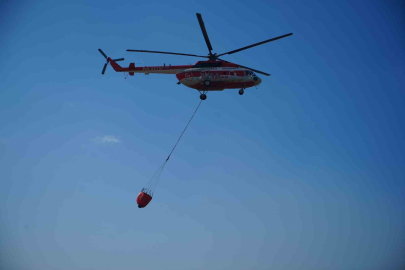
<box><xmin>108</xmin><ymin>59</ymin><xmax>262</xmax><ymax>91</ymax></box>
<box><xmin>176</xmin><ymin>67</ymin><xmax>261</xmax><ymax>91</ymax></box>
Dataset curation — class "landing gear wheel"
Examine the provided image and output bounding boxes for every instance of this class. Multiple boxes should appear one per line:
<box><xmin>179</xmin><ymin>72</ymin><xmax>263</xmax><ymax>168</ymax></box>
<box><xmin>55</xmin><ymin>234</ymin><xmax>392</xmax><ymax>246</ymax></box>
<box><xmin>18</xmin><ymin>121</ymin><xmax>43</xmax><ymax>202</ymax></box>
<box><xmin>204</xmin><ymin>80</ymin><xmax>211</xmax><ymax>86</ymax></box>
<box><xmin>239</xmin><ymin>89</ymin><xmax>244</xmax><ymax>95</ymax></box>
<box><xmin>200</xmin><ymin>94</ymin><xmax>207</xmax><ymax>100</ymax></box>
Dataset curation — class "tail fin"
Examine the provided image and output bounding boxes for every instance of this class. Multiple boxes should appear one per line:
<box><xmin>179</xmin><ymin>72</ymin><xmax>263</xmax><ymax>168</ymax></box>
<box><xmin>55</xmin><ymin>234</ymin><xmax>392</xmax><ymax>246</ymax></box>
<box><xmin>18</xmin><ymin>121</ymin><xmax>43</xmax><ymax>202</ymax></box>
<box><xmin>108</xmin><ymin>57</ymin><xmax>124</xmax><ymax>72</ymax></box>
<box><xmin>129</xmin><ymin>63</ymin><xmax>135</xmax><ymax>76</ymax></box>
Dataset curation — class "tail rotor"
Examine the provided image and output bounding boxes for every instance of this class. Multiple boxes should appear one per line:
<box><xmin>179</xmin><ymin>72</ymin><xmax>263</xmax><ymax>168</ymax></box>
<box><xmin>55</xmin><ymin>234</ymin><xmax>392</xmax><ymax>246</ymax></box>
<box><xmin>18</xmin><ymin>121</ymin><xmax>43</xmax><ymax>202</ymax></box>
<box><xmin>98</xmin><ymin>49</ymin><xmax>124</xmax><ymax>75</ymax></box>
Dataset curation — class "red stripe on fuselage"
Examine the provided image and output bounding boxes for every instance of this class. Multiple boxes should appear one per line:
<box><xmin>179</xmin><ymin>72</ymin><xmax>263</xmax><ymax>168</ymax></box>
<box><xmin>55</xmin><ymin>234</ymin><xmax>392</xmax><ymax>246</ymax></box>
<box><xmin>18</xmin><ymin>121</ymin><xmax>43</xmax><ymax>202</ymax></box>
<box><xmin>126</xmin><ymin>65</ymin><xmax>193</xmax><ymax>73</ymax></box>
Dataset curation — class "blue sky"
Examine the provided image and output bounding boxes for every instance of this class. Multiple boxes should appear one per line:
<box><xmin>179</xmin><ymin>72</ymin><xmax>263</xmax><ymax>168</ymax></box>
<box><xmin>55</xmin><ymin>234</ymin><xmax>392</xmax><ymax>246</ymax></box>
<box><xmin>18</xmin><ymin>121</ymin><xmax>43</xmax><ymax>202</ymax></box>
<box><xmin>1</xmin><ymin>0</ymin><xmax>404</xmax><ymax>269</ymax></box>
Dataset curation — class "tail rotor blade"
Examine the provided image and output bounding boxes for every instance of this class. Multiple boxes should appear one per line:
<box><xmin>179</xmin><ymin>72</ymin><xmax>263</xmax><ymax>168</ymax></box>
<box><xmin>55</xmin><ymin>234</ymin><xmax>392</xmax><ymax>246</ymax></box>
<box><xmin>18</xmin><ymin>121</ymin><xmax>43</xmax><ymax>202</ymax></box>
<box><xmin>99</xmin><ymin>49</ymin><xmax>123</xmax><ymax>75</ymax></box>
<box><xmin>98</xmin><ymin>49</ymin><xmax>108</xmax><ymax>59</ymax></box>
<box><xmin>101</xmin><ymin>63</ymin><xmax>108</xmax><ymax>75</ymax></box>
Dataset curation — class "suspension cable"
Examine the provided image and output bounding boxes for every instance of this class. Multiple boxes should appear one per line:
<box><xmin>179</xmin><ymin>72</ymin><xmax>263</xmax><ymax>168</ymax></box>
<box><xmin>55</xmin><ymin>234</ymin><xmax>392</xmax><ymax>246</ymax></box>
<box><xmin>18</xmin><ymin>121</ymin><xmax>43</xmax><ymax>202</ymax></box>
<box><xmin>166</xmin><ymin>99</ymin><xmax>203</xmax><ymax>162</ymax></box>
<box><xmin>142</xmin><ymin>99</ymin><xmax>204</xmax><ymax>195</ymax></box>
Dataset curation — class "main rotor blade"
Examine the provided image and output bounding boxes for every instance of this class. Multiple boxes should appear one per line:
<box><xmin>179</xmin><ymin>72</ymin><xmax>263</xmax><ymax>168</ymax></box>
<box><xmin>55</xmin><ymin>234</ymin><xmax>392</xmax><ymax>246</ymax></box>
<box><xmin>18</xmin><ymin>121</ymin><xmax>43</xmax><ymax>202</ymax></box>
<box><xmin>102</xmin><ymin>63</ymin><xmax>108</xmax><ymax>75</ymax></box>
<box><xmin>217</xmin><ymin>33</ymin><xmax>293</xmax><ymax>57</ymax></box>
<box><xmin>196</xmin><ymin>13</ymin><xmax>213</xmax><ymax>53</ymax></box>
<box><xmin>127</xmin><ymin>49</ymin><xmax>208</xmax><ymax>58</ymax></box>
<box><xmin>237</xmin><ymin>64</ymin><xmax>271</xmax><ymax>76</ymax></box>
<box><xmin>113</xmin><ymin>58</ymin><xmax>125</xmax><ymax>62</ymax></box>
<box><xmin>98</xmin><ymin>49</ymin><xmax>107</xmax><ymax>59</ymax></box>
<box><xmin>218</xmin><ymin>58</ymin><xmax>271</xmax><ymax>76</ymax></box>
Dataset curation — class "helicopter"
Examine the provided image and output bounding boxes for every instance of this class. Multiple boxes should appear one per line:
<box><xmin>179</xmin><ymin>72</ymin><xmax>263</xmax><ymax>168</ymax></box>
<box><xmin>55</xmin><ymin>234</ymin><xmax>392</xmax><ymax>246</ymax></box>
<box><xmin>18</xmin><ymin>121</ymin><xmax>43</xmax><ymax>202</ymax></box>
<box><xmin>99</xmin><ymin>13</ymin><xmax>292</xmax><ymax>100</ymax></box>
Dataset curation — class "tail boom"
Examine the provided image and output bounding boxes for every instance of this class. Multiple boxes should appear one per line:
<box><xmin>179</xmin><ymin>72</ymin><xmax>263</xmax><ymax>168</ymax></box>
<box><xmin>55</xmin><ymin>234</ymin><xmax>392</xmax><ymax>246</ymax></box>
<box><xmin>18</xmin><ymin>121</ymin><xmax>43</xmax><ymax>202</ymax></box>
<box><xmin>107</xmin><ymin>58</ymin><xmax>192</xmax><ymax>75</ymax></box>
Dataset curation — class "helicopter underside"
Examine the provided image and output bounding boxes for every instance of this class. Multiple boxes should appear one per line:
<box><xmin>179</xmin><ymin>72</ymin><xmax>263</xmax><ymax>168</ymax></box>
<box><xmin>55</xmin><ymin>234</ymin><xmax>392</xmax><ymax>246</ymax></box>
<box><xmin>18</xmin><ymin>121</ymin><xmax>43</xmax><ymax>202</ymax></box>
<box><xmin>183</xmin><ymin>80</ymin><xmax>256</xmax><ymax>91</ymax></box>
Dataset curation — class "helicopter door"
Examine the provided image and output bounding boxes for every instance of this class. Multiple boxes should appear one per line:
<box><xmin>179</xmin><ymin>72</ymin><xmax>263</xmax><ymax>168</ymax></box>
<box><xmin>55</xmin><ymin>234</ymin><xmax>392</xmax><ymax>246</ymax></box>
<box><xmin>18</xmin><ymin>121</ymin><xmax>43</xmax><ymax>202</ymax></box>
<box><xmin>185</xmin><ymin>72</ymin><xmax>193</xmax><ymax>81</ymax></box>
<box><xmin>201</xmin><ymin>71</ymin><xmax>209</xmax><ymax>81</ymax></box>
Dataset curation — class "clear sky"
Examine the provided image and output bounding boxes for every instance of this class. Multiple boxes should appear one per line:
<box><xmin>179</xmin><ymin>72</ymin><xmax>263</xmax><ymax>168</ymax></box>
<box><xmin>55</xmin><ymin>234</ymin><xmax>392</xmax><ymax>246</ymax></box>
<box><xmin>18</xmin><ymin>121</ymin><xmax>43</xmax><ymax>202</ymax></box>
<box><xmin>1</xmin><ymin>0</ymin><xmax>404</xmax><ymax>269</ymax></box>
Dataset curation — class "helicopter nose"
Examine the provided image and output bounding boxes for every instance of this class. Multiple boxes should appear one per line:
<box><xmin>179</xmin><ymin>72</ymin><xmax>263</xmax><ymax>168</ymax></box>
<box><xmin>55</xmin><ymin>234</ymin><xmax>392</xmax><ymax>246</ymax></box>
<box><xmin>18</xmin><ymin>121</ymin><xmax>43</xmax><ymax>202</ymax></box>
<box><xmin>253</xmin><ymin>76</ymin><xmax>262</xmax><ymax>85</ymax></box>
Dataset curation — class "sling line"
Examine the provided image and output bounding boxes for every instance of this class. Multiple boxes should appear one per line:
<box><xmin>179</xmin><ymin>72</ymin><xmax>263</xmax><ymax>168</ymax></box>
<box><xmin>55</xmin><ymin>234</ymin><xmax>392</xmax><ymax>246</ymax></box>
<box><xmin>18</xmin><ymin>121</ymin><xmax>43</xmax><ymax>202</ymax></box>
<box><xmin>166</xmin><ymin>99</ymin><xmax>203</xmax><ymax>162</ymax></box>
<box><xmin>143</xmin><ymin>99</ymin><xmax>203</xmax><ymax>196</ymax></box>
